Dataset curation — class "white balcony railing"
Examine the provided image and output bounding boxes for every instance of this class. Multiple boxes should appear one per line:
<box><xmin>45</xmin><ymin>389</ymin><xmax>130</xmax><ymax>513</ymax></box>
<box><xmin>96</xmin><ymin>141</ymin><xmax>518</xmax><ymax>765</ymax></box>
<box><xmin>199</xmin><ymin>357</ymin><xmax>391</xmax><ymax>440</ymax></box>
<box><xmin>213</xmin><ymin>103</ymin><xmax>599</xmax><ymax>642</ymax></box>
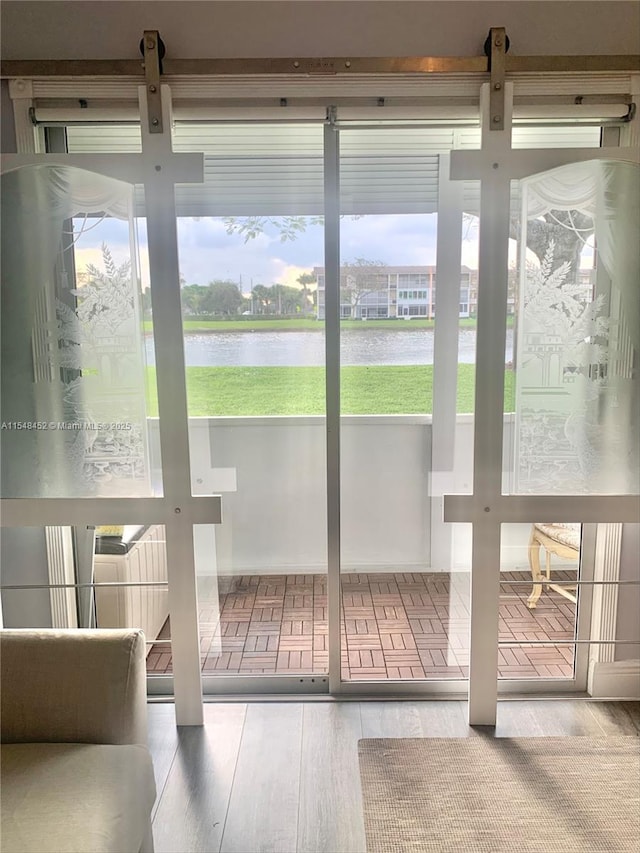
<box><xmin>147</xmin><ymin>414</ymin><xmax>525</xmax><ymax>576</ymax></box>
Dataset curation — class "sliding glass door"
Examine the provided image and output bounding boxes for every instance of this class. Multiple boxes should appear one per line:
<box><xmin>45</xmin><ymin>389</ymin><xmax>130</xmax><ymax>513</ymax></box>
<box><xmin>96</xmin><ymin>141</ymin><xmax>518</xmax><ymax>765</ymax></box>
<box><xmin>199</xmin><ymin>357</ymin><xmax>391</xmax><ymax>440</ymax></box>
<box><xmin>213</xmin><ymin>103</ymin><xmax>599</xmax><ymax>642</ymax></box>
<box><xmin>3</xmin><ymin>82</ymin><xmax>637</xmax><ymax>719</ymax></box>
<box><xmin>165</xmin><ymin>123</ymin><xmax>329</xmax><ymax>686</ymax></box>
<box><xmin>443</xmin><ymin>89</ymin><xmax>639</xmax><ymax>720</ymax></box>
<box><xmin>334</xmin><ymin>127</ymin><xmax>475</xmax><ymax>688</ymax></box>
<box><xmin>0</xmin><ymin>162</ymin><xmax>169</xmax><ymax>667</ymax></box>
<box><xmin>496</xmin><ymin>156</ymin><xmax>639</xmax><ymax>694</ymax></box>
<box><xmin>1</xmin><ymin>89</ymin><xmax>221</xmax><ymax>724</ymax></box>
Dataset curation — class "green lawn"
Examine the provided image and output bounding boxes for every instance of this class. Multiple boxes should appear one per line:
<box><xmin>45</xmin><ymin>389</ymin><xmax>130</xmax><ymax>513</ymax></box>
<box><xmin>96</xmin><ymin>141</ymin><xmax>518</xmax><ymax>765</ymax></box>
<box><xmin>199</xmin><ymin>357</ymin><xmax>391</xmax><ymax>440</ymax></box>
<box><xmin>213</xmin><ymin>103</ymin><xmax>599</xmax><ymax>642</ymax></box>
<box><xmin>146</xmin><ymin>365</ymin><xmax>515</xmax><ymax>416</ymax></box>
<box><xmin>144</xmin><ymin>317</ymin><xmax>501</xmax><ymax>333</ymax></box>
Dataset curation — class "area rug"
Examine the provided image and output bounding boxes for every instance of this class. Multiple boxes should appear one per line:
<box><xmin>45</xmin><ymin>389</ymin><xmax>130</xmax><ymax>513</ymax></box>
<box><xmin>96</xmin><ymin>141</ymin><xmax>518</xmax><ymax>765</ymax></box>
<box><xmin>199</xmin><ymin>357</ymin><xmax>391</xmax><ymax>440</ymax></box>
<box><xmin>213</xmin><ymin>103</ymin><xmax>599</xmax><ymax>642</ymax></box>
<box><xmin>358</xmin><ymin>736</ymin><xmax>640</xmax><ymax>852</ymax></box>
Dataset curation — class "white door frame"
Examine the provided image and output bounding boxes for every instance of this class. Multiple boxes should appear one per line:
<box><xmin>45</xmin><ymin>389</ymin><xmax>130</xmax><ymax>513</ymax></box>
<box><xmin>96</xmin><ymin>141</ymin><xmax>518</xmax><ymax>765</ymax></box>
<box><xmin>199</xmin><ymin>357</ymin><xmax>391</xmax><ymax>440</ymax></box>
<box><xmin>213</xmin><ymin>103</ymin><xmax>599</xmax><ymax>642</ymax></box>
<box><xmin>0</xmin><ymin>85</ymin><xmax>220</xmax><ymax>725</ymax></box>
<box><xmin>444</xmin><ymin>83</ymin><xmax>640</xmax><ymax>724</ymax></box>
<box><xmin>4</xmin><ymin>81</ymin><xmax>638</xmax><ymax>723</ymax></box>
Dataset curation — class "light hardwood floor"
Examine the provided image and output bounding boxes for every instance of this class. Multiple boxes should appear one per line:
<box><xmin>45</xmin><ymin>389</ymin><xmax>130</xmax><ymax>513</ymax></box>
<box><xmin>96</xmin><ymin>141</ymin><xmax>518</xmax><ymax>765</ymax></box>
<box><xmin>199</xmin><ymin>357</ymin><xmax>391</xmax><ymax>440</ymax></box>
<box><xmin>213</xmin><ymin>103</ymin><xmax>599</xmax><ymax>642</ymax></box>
<box><xmin>148</xmin><ymin>699</ymin><xmax>640</xmax><ymax>853</ymax></box>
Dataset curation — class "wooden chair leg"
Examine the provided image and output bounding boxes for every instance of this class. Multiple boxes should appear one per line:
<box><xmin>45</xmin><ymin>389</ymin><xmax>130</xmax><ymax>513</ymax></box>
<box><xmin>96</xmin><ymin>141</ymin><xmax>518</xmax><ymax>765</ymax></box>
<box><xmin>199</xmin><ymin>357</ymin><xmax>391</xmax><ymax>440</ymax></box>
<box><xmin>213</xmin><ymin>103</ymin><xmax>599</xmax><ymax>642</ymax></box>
<box><xmin>527</xmin><ymin>527</ymin><xmax>543</xmax><ymax>609</ymax></box>
<box><xmin>545</xmin><ymin>549</ymin><xmax>552</xmax><ymax>583</ymax></box>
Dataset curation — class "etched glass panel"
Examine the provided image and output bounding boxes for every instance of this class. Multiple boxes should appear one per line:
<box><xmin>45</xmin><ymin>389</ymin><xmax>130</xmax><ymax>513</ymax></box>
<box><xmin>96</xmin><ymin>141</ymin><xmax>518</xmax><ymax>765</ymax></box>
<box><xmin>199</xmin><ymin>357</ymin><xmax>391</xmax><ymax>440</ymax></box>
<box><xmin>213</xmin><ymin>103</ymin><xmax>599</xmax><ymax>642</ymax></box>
<box><xmin>511</xmin><ymin>160</ymin><xmax>640</xmax><ymax>495</ymax></box>
<box><xmin>1</xmin><ymin>165</ymin><xmax>156</xmax><ymax>498</ymax></box>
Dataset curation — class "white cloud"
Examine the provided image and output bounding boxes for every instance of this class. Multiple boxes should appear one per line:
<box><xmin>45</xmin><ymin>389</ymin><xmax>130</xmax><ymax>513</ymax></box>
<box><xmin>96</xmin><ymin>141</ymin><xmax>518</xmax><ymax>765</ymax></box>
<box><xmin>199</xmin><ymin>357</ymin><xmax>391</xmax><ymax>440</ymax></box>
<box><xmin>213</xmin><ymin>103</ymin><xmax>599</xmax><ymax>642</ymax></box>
<box><xmin>461</xmin><ymin>241</ymin><xmax>479</xmax><ymax>268</ymax></box>
<box><xmin>73</xmin><ymin>247</ymin><xmax>106</xmax><ymax>274</ymax></box>
<box><xmin>270</xmin><ymin>262</ymin><xmax>316</xmax><ymax>290</ymax></box>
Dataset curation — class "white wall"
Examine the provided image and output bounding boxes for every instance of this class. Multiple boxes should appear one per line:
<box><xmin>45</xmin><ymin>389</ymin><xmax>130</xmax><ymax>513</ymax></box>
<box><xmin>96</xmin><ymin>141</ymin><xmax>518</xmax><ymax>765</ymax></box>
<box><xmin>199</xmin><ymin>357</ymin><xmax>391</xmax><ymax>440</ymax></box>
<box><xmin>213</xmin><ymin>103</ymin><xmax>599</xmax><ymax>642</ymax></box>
<box><xmin>149</xmin><ymin>415</ymin><xmax>535</xmax><ymax>575</ymax></box>
<box><xmin>0</xmin><ymin>528</ymin><xmax>52</xmax><ymax>627</ymax></box>
<box><xmin>2</xmin><ymin>2</ymin><xmax>639</xmax><ymax>60</ymax></box>
<box><xmin>616</xmin><ymin>523</ymin><xmax>640</xmax><ymax>661</ymax></box>
<box><xmin>152</xmin><ymin>416</ymin><xmax>433</xmax><ymax>574</ymax></box>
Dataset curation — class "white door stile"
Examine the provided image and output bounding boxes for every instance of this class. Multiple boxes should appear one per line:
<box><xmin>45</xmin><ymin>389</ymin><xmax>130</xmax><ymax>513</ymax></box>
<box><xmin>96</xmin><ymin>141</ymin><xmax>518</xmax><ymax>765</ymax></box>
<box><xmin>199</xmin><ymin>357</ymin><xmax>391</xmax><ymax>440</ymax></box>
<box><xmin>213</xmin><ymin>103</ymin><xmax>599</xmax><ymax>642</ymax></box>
<box><xmin>621</xmin><ymin>74</ymin><xmax>640</xmax><ymax>149</ymax></box>
<box><xmin>323</xmin><ymin>112</ymin><xmax>343</xmax><ymax>692</ymax></box>
<box><xmin>138</xmin><ymin>86</ymin><xmax>205</xmax><ymax>725</ymax></box>
<box><xmin>462</xmin><ymin>83</ymin><xmax>514</xmax><ymax>726</ymax></box>
<box><xmin>9</xmin><ymin>79</ymin><xmax>45</xmax><ymax>154</ymax></box>
<box><xmin>572</xmin><ymin>523</ymin><xmax>597</xmax><ymax>690</ymax></box>
<box><xmin>430</xmin><ymin>151</ymin><xmax>464</xmax><ymax>569</ymax></box>
<box><xmin>587</xmin><ymin>94</ymin><xmax>640</xmax><ymax>690</ymax></box>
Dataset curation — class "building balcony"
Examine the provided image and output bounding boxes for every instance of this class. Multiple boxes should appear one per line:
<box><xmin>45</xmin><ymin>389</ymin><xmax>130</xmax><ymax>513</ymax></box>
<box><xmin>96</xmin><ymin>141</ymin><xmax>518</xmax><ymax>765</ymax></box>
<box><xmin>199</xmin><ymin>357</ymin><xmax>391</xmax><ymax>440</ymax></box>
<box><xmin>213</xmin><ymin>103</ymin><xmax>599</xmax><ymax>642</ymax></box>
<box><xmin>140</xmin><ymin>414</ymin><xmax>579</xmax><ymax>682</ymax></box>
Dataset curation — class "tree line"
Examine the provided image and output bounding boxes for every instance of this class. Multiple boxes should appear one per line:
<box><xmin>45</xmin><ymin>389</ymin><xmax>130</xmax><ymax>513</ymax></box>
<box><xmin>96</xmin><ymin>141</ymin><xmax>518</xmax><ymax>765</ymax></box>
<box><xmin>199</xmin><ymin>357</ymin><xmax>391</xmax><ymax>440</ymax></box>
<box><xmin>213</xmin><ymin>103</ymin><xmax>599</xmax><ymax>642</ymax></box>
<box><xmin>143</xmin><ymin>273</ymin><xmax>317</xmax><ymax>317</ymax></box>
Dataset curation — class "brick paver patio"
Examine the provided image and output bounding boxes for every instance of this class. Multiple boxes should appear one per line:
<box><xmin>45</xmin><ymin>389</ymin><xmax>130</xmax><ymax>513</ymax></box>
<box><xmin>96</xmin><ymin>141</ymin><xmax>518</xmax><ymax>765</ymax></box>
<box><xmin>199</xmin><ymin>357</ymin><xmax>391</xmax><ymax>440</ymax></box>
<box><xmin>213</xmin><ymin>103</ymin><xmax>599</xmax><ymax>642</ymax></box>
<box><xmin>147</xmin><ymin>570</ymin><xmax>578</xmax><ymax>680</ymax></box>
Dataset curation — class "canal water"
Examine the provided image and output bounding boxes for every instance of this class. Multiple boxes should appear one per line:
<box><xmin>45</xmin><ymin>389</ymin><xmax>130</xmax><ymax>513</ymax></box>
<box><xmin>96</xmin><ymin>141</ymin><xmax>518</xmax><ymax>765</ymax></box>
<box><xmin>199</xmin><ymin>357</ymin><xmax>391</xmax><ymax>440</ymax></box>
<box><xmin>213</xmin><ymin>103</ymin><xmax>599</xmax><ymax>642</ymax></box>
<box><xmin>146</xmin><ymin>327</ymin><xmax>514</xmax><ymax>367</ymax></box>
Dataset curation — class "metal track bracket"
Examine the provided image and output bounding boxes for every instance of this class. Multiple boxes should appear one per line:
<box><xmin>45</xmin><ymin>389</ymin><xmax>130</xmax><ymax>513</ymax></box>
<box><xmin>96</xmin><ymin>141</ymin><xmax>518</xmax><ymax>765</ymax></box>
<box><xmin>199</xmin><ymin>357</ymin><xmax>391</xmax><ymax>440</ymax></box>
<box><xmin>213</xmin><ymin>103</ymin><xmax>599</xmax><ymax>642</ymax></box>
<box><xmin>142</xmin><ymin>30</ymin><xmax>163</xmax><ymax>134</ymax></box>
<box><xmin>488</xmin><ymin>27</ymin><xmax>507</xmax><ymax>131</ymax></box>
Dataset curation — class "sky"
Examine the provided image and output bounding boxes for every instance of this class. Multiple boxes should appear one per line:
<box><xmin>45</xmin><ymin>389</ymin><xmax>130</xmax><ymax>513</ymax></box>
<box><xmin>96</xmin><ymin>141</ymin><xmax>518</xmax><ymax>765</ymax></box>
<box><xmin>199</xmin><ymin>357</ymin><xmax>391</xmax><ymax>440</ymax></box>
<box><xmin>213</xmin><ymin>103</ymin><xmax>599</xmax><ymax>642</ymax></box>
<box><xmin>72</xmin><ymin>209</ymin><xmax>594</xmax><ymax>297</ymax></box>
<box><xmin>73</xmin><ymin>212</ymin><xmax>488</xmax><ymax>295</ymax></box>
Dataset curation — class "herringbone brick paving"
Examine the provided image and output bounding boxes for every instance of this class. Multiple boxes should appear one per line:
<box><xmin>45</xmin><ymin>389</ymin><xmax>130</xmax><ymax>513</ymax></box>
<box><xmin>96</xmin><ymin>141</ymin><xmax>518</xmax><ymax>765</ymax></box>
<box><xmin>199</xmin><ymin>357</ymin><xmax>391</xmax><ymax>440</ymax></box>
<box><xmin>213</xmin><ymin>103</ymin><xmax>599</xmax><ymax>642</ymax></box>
<box><xmin>147</xmin><ymin>570</ymin><xmax>578</xmax><ymax>679</ymax></box>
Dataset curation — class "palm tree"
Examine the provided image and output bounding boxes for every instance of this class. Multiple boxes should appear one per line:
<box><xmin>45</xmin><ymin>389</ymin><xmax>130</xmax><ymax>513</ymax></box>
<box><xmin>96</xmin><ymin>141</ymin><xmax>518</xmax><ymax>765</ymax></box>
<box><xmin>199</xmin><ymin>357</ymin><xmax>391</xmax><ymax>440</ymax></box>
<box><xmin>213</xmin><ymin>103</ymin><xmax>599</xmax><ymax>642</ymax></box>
<box><xmin>251</xmin><ymin>284</ymin><xmax>272</xmax><ymax>315</ymax></box>
<box><xmin>296</xmin><ymin>271</ymin><xmax>317</xmax><ymax>315</ymax></box>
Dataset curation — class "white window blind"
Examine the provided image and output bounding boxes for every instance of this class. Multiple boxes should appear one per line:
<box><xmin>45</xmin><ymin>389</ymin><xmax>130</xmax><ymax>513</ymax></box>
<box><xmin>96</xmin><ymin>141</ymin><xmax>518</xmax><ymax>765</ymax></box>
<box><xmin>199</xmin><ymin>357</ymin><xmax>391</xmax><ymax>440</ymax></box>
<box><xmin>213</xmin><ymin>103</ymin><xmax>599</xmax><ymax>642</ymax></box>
<box><xmin>66</xmin><ymin>122</ymin><xmax>602</xmax><ymax>218</ymax></box>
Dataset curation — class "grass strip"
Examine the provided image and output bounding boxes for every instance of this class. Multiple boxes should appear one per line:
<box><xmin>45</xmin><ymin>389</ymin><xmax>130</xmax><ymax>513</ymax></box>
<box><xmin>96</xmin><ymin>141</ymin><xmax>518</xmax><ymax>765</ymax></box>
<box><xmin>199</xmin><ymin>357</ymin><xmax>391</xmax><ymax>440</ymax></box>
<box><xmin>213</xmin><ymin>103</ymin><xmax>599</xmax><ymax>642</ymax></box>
<box><xmin>146</xmin><ymin>365</ymin><xmax>514</xmax><ymax>416</ymax></box>
<box><xmin>144</xmin><ymin>317</ymin><xmax>504</xmax><ymax>333</ymax></box>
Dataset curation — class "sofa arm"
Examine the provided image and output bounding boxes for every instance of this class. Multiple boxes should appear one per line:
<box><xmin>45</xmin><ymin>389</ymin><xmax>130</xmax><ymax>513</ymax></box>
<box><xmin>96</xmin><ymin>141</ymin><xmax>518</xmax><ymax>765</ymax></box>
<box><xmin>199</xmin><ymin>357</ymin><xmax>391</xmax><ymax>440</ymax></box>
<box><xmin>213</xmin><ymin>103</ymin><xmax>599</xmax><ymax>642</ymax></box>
<box><xmin>1</xmin><ymin>629</ymin><xmax>148</xmax><ymax>746</ymax></box>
